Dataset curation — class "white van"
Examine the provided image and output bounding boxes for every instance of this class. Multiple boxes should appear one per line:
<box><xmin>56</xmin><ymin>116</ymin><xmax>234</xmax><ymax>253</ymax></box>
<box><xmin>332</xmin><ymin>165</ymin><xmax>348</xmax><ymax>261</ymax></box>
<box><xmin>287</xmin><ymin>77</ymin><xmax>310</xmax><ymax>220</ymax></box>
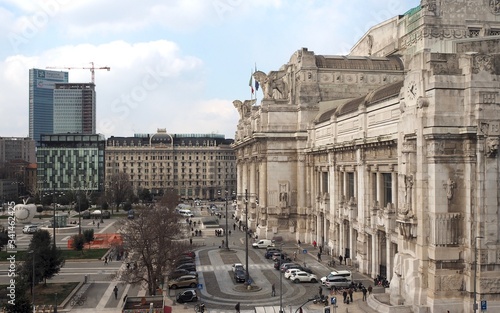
<box><xmin>252</xmin><ymin>239</ymin><xmax>275</xmax><ymax>249</ymax></box>
<box><xmin>320</xmin><ymin>270</ymin><xmax>353</xmax><ymax>285</ymax></box>
<box><xmin>178</xmin><ymin>209</ymin><xmax>194</xmax><ymax>217</ymax></box>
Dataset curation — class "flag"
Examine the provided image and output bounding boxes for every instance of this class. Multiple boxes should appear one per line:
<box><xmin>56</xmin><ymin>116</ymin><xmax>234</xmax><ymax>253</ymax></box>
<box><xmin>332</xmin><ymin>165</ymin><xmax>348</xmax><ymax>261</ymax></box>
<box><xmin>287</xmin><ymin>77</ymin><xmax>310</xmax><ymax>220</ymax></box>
<box><xmin>254</xmin><ymin>64</ymin><xmax>259</xmax><ymax>91</ymax></box>
<box><xmin>249</xmin><ymin>73</ymin><xmax>254</xmax><ymax>94</ymax></box>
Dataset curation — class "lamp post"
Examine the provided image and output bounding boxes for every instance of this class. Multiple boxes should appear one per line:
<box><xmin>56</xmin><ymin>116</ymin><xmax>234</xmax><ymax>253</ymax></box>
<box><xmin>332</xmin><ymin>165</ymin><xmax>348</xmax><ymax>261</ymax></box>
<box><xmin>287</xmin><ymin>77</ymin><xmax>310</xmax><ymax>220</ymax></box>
<box><xmin>28</xmin><ymin>250</ymin><xmax>35</xmax><ymax>313</ymax></box>
<box><xmin>244</xmin><ymin>189</ymin><xmax>249</xmax><ymax>284</ymax></box>
<box><xmin>473</xmin><ymin>236</ymin><xmax>484</xmax><ymax>313</ymax></box>
<box><xmin>225</xmin><ymin>189</ymin><xmax>229</xmax><ymax>250</ymax></box>
<box><xmin>279</xmin><ymin>242</ymin><xmax>284</xmax><ymax>313</ymax></box>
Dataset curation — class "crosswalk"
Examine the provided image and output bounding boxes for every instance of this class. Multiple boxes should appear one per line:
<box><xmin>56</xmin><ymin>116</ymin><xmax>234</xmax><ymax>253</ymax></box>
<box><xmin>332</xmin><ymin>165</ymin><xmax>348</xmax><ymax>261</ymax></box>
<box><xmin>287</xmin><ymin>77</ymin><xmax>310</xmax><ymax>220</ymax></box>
<box><xmin>196</xmin><ymin>263</ymin><xmax>274</xmax><ymax>272</ymax></box>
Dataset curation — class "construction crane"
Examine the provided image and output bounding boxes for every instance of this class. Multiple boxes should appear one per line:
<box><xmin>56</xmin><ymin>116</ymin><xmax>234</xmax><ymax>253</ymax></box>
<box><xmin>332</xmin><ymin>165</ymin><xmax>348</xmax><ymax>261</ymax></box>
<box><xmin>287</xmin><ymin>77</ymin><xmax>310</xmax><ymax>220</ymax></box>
<box><xmin>46</xmin><ymin>62</ymin><xmax>110</xmax><ymax>84</ymax></box>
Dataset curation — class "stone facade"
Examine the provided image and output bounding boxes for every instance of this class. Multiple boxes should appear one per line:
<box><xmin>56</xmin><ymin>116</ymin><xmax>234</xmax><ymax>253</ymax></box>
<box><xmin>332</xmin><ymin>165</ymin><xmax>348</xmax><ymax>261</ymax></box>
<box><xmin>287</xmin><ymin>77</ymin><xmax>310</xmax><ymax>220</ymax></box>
<box><xmin>232</xmin><ymin>1</ymin><xmax>500</xmax><ymax>312</ymax></box>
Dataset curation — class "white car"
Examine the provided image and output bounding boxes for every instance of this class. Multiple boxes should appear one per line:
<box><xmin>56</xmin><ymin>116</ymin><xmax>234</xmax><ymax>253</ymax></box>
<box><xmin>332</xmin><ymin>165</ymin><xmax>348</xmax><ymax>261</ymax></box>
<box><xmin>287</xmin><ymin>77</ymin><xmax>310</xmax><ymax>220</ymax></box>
<box><xmin>231</xmin><ymin>263</ymin><xmax>244</xmax><ymax>272</ymax></box>
<box><xmin>22</xmin><ymin>225</ymin><xmax>39</xmax><ymax>234</ymax></box>
<box><xmin>290</xmin><ymin>271</ymin><xmax>318</xmax><ymax>283</ymax></box>
<box><xmin>284</xmin><ymin>268</ymin><xmax>301</xmax><ymax>279</ymax></box>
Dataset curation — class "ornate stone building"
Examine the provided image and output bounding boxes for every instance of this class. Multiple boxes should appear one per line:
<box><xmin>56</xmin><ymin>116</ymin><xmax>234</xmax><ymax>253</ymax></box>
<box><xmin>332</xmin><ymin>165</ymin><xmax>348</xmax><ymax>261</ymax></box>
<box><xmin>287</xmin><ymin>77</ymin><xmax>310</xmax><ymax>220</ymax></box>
<box><xmin>232</xmin><ymin>1</ymin><xmax>500</xmax><ymax>312</ymax></box>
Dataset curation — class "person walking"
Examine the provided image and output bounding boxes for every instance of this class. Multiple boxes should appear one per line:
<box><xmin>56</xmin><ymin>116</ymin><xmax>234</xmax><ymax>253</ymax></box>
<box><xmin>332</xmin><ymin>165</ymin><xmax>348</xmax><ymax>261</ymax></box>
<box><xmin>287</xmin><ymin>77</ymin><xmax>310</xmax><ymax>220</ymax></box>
<box><xmin>339</xmin><ymin>255</ymin><xmax>343</xmax><ymax>265</ymax></box>
<box><xmin>313</xmin><ymin>240</ymin><xmax>317</xmax><ymax>248</ymax></box>
<box><xmin>104</xmin><ymin>256</ymin><xmax>108</xmax><ymax>265</ymax></box>
<box><xmin>113</xmin><ymin>285</ymin><xmax>118</xmax><ymax>300</ymax></box>
<box><xmin>235</xmin><ymin>302</ymin><xmax>240</xmax><ymax>313</ymax></box>
<box><xmin>317</xmin><ymin>252</ymin><xmax>322</xmax><ymax>262</ymax></box>
<box><xmin>342</xmin><ymin>290</ymin><xmax>348</xmax><ymax>303</ymax></box>
<box><xmin>271</xmin><ymin>283</ymin><xmax>276</xmax><ymax>297</ymax></box>
<box><xmin>362</xmin><ymin>287</ymin><xmax>367</xmax><ymax>301</ymax></box>
<box><xmin>349</xmin><ymin>288</ymin><xmax>353</xmax><ymax>303</ymax></box>
<box><xmin>368</xmin><ymin>285</ymin><xmax>373</xmax><ymax>294</ymax></box>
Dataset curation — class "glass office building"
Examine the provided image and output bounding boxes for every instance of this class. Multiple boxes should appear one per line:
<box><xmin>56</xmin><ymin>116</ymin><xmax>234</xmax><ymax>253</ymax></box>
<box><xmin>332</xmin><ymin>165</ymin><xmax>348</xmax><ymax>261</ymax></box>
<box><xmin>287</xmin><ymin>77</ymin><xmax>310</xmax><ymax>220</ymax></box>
<box><xmin>29</xmin><ymin>69</ymin><xmax>69</xmax><ymax>145</ymax></box>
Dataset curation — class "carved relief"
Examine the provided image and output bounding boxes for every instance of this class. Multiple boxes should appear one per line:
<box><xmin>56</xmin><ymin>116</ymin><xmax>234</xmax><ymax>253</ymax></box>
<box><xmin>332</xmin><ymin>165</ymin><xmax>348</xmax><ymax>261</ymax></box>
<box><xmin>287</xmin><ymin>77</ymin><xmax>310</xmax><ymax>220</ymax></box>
<box><xmin>472</xmin><ymin>55</ymin><xmax>494</xmax><ymax>74</ymax></box>
<box><xmin>427</xmin><ymin>141</ymin><xmax>445</xmax><ymax>156</ymax></box>
<box><xmin>253</xmin><ymin>70</ymin><xmax>288</xmax><ymax>100</ymax></box>
<box><xmin>279</xmin><ymin>182</ymin><xmax>289</xmax><ymax>209</ymax></box>
<box><xmin>490</xmin><ymin>0</ymin><xmax>500</xmax><ymax>15</ymax></box>
<box><xmin>485</xmin><ymin>136</ymin><xmax>500</xmax><ymax>157</ymax></box>
<box><xmin>444</xmin><ymin>178</ymin><xmax>456</xmax><ymax>202</ymax></box>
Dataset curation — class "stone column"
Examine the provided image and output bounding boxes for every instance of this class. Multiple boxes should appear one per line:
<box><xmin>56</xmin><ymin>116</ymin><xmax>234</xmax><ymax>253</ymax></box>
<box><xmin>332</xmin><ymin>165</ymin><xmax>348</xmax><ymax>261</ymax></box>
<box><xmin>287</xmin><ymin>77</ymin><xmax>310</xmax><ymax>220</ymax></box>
<box><xmin>372</xmin><ymin>232</ymin><xmax>378</xmax><ymax>279</ymax></box>
<box><xmin>392</xmin><ymin>171</ymin><xmax>398</xmax><ymax>209</ymax></box>
<box><xmin>297</xmin><ymin>153</ymin><xmax>306</xmax><ymax>209</ymax></box>
<box><xmin>386</xmin><ymin>234</ymin><xmax>392</xmax><ymax>281</ymax></box>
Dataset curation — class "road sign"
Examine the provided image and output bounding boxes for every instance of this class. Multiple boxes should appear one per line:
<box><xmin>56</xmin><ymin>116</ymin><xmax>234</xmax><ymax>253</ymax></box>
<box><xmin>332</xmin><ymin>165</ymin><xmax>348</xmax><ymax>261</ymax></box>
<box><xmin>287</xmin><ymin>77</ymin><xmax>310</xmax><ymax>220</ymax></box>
<box><xmin>481</xmin><ymin>300</ymin><xmax>487</xmax><ymax>310</ymax></box>
<box><xmin>303</xmin><ymin>249</ymin><xmax>307</xmax><ymax>254</ymax></box>
<box><xmin>331</xmin><ymin>297</ymin><xmax>336</xmax><ymax>305</ymax></box>
<box><xmin>197</xmin><ymin>283</ymin><xmax>203</xmax><ymax>289</ymax></box>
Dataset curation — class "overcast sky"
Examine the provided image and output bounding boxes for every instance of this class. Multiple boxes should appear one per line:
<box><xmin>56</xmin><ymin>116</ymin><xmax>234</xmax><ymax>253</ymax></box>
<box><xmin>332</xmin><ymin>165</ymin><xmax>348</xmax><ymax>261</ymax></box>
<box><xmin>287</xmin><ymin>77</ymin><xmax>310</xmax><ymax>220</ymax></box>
<box><xmin>0</xmin><ymin>0</ymin><xmax>420</xmax><ymax>140</ymax></box>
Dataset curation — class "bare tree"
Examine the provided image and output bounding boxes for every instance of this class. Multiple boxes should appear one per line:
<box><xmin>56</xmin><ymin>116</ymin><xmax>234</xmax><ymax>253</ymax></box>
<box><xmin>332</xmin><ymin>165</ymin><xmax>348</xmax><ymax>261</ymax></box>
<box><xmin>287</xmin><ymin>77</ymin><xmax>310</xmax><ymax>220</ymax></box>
<box><xmin>107</xmin><ymin>172</ymin><xmax>133</xmax><ymax>213</ymax></box>
<box><xmin>118</xmin><ymin>204</ymin><xmax>191</xmax><ymax>295</ymax></box>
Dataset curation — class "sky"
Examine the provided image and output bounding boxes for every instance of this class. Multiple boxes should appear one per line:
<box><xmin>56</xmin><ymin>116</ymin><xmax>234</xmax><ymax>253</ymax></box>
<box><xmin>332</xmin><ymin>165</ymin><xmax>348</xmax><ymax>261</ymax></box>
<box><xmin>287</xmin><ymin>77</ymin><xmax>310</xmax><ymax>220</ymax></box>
<box><xmin>0</xmin><ymin>0</ymin><xmax>420</xmax><ymax>140</ymax></box>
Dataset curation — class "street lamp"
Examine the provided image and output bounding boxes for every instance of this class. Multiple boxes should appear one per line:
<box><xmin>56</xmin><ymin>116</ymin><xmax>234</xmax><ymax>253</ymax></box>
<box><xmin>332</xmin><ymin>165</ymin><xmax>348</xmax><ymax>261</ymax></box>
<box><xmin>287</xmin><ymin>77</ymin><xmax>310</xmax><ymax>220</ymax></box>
<box><xmin>225</xmin><ymin>189</ymin><xmax>229</xmax><ymax>250</ymax></box>
<box><xmin>279</xmin><ymin>242</ymin><xmax>285</xmax><ymax>313</ymax></box>
<box><xmin>28</xmin><ymin>250</ymin><xmax>35</xmax><ymax>313</ymax></box>
<box><xmin>244</xmin><ymin>189</ymin><xmax>249</xmax><ymax>284</ymax></box>
<box><xmin>473</xmin><ymin>236</ymin><xmax>484</xmax><ymax>313</ymax></box>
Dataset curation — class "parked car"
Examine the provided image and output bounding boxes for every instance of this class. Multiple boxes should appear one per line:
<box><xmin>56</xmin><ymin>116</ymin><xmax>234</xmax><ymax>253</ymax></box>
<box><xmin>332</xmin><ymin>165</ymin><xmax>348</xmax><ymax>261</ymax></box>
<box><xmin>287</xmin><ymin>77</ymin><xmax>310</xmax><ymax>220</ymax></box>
<box><xmin>291</xmin><ymin>271</ymin><xmax>318</xmax><ymax>283</ymax></box>
<box><xmin>22</xmin><ymin>225</ymin><xmax>38</xmax><ymax>234</ymax></box>
<box><xmin>181</xmin><ymin>251</ymin><xmax>196</xmax><ymax>258</ymax></box>
<box><xmin>81</xmin><ymin>211</ymin><xmax>91</xmax><ymax>219</ymax></box>
<box><xmin>168</xmin><ymin>275</ymin><xmax>198</xmax><ymax>289</ymax></box>
<box><xmin>101</xmin><ymin>210</ymin><xmax>111</xmax><ymax>219</ymax></box>
<box><xmin>169</xmin><ymin>269</ymin><xmax>198</xmax><ymax>279</ymax></box>
<box><xmin>174</xmin><ymin>257</ymin><xmax>196</xmax><ymax>266</ymax></box>
<box><xmin>252</xmin><ymin>239</ymin><xmax>275</xmax><ymax>249</ymax></box>
<box><xmin>176</xmin><ymin>263</ymin><xmax>196</xmax><ymax>272</ymax></box>
<box><xmin>231</xmin><ymin>263</ymin><xmax>244</xmax><ymax>272</ymax></box>
<box><xmin>274</xmin><ymin>258</ymin><xmax>291</xmax><ymax>270</ymax></box>
<box><xmin>176</xmin><ymin>289</ymin><xmax>198</xmax><ymax>303</ymax></box>
<box><xmin>234</xmin><ymin>269</ymin><xmax>246</xmax><ymax>283</ymax></box>
<box><xmin>265</xmin><ymin>248</ymin><xmax>281</xmax><ymax>259</ymax></box>
<box><xmin>280</xmin><ymin>263</ymin><xmax>300</xmax><ymax>273</ymax></box>
<box><xmin>284</xmin><ymin>268</ymin><xmax>302</xmax><ymax>280</ymax></box>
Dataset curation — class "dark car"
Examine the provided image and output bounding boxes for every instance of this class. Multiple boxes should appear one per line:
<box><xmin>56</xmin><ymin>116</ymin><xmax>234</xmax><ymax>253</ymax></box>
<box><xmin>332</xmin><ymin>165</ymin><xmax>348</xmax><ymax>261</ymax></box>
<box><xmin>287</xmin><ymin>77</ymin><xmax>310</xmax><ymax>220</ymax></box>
<box><xmin>81</xmin><ymin>211</ymin><xmax>91</xmax><ymax>219</ymax></box>
<box><xmin>176</xmin><ymin>263</ymin><xmax>196</xmax><ymax>272</ymax></box>
<box><xmin>234</xmin><ymin>270</ymin><xmax>246</xmax><ymax>283</ymax></box>
<box><xmin>280</xmin><ymin>263</ymin><xmax>300</xmax><ymax>273</ymax></box>
<box><xmin>169</xmin><ymin>269</ymin><xmax>198</xmax><ymax>280</ymax></box>
<box><xmin>274</xmin><ymin>258</ymin><xmax>292</xmax><ymax>270</ymax></box>
<box><xmin>174</xmin><ymin>257</ymin><xmax>196</xmax><ymax>266</ymax></box>
<box><xmin>265</xmin><ymin>249</ymin><xmax>281</xmax><ymax>259</ymax></box>
<box><xmin>102</xmin><ymin>210</ymin><xmax>111</xmax><ymax>219</ymax></box>
<box><xmin>176</xmin><ymin>289</ymin><xmax>198</xmax><ymax>303</ymax></box>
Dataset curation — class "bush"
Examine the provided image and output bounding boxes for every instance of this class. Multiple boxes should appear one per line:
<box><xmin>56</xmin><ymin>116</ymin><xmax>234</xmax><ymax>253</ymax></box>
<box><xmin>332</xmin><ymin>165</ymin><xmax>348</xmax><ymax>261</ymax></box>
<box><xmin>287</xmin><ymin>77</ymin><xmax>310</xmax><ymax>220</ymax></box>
<box><xmin>71</xmin><ymin>234</ymin><xmax>85</xmax><ymax>251</ymax></box>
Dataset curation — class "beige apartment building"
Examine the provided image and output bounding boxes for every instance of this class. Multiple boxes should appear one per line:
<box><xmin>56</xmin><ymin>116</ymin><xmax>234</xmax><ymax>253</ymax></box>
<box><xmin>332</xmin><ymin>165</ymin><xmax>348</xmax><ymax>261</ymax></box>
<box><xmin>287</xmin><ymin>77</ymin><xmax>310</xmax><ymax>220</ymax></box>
<box><xmin>105</xmin><ymin>129</ymin><xmax>236</xmax><ymax>200</ymax></box>
<box><xmin>233</xmin><ymin>1</ymin><xmax>500</xmax><ymax>312</ymax></box>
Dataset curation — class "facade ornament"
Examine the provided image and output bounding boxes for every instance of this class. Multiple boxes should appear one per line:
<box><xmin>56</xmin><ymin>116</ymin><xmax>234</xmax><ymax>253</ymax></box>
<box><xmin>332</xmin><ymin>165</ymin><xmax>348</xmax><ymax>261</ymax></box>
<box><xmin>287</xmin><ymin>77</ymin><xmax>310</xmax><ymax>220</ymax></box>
<box><xmin>472</xmin><ymin>54</ymin><xmax>494</xmax><ymax>74</ymax></box>
<box><xmin>490</xmin><ymin>0</ymin><xmax>500</xmax><ymax>15</ymax></box>
<box><xmin>253</xmin><ymin>70</ymin><xmax>288</xmax><ymax>100</ymax></box>
<box><xmin>444</xmin><ymin>178</ymin><xmax>456</xmax><ymax>202</ymax></box>
<box><xmin>485</xmin><ymin>136</ymin><xmax>500</xmax><ymax>157</ymax></box>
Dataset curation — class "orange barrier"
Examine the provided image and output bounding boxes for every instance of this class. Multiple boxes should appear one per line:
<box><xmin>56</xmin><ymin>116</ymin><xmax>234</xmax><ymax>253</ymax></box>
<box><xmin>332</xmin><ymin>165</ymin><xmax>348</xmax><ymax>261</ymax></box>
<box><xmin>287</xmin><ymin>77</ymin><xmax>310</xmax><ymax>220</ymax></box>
<box><xmin>67</xmin><ymin>233</ymin><xmax>123</xmax><ymax>249</ymax></box>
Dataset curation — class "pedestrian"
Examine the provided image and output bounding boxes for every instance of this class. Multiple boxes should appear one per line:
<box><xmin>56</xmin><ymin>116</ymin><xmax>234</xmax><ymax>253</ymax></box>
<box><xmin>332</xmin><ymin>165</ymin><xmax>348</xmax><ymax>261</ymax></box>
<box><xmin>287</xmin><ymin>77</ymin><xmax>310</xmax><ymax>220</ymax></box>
<box><xmin>349</xmin><ymin>288</ymin><xmax>353</xmax><ymax>302</ymax></box>
<box><xmin>92</xmin><ymin>220</ymin><xmax>95</xmax><ymax>225</ymax></box>
<box><xmin>318</xmin><ymin>286</ymin><xmax>323</xmax><ymax>297</ymax></box>
<box><xmin>235</xmin><ymin>302</ymin><xmax>240</xmax><ymax>313</ymax></box>
<box><xmin>104</xmin><ymin>256</ymin><xmax>108</xmax><ymax>265</ymax></box>
<box><xmin>313</xmin><ymin>240</ymin><xmax>317</xmax><ymax>248</ymax></box>
<box><xmin>271</xmin><ymin>283</ymin><xmax>276</xmax><ymax>297</ymax></box>
<box><xmin>297</xmin><ymin>239</ymin><xmax>301</xmax><ymax>245</ymax></box>
<box><xmin>368</xmin><ymin>285</ymin><xmax>373</xmax><ymax>294</ymax></box>
<box><xmin>113</xmin><ymin>285</ymin><xmax>118</xmax><ymax>300</ymax></box>
<box><xmin>339</xmin><ymin>255</ymin><xmax>343</xmax><ymax>265</ymax></box>
<box><xmin>317</xmin><ymin>252</ymin><xmax>322</xmax><ymax>262</ymax></box>
<box><xmin>342</xmin><ymin>290</ymin><xmax>348</xmax><ymax>303</ymax></box>
<box><xmin>293</xmin><ymin>251</ymin><xmax>297</xmax><ymax>261</ymax></box>
<box><xmin>362</xmin><ymin>287</ymin><xmax>367</xmax><ymax>301</ymax></box>
<box><xmin>319</xmin><ymin>246</ymin><xmax>323</xmax><ymax>254</ymax></box>
<box><xmin>97</xmin><ymin>222</ymin><xmax>100</xmax><ymax>229</ymax></box>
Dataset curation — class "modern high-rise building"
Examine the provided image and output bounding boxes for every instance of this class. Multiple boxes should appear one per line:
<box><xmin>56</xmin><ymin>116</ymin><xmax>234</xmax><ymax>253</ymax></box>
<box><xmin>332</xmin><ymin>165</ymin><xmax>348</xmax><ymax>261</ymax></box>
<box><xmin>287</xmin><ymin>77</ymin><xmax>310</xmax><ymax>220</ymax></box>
<box><xmin>29</xmin><ymin>68</ymin><xmax>69</xmax><ymax>144</ymax></box>
<box><xmin>53</xmin><ymin>83</ymin><xmax>96</xmax><ymax>134</ymax></box>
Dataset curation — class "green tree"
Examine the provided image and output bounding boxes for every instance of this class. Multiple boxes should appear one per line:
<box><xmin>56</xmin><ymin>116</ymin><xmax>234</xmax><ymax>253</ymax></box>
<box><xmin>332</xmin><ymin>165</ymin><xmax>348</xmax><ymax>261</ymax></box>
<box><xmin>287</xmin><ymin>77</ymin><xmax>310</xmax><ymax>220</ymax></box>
<box><xmin>83</xmin><ymin>229</ymin><xmax>95</xmax><ymax>249</ymax></box>
<box><xmin>21</xmin><ymin>230</ymin><xmax>65</xmax><ymax>286</ymax></box>
<box><xmin>4</xmin><ymin>273</ymin><xmax>32</xmax><ymax>313</ymax></box>
<box><xmin>71</xmin><ymin>234</ymin><xmax>85</xmax><ymax>252</ymax></box>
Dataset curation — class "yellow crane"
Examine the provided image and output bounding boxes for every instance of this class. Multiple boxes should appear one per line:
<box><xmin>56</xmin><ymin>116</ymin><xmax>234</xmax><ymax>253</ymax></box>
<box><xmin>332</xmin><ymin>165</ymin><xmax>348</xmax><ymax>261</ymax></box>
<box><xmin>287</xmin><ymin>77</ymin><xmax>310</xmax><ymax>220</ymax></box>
<box><xmin>46</xmin><ymin>62</ymin><xmax>110</xmax><ymax>84</ymax></box>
